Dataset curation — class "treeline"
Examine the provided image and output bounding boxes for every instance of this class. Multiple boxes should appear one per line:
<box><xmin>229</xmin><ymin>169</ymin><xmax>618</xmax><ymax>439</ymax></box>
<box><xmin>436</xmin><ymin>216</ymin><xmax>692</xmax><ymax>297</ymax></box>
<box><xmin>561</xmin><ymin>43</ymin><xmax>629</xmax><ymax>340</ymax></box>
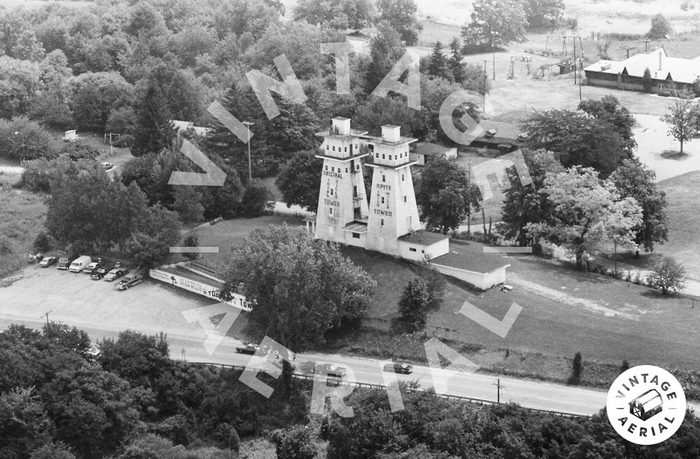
<box><xmin>0</xmin><ymin>323</ymin><xmax>307</xmax><ymax>458</ymax></box>
<box><xmin>3</xmin><ymin>322</ymin><xmax>700</xmax><ymax>458</ymax></box>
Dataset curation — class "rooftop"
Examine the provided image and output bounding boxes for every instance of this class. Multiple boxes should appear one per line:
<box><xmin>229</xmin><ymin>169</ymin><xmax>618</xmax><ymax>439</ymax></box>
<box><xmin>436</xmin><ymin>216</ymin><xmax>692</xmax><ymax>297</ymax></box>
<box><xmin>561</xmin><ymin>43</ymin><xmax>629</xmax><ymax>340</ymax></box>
<box><xmin>316</xmin><ymin>128</ymin><xmax>369</xmax><ymax>138</ymax></box>
<box><xmin>398</xmin><ymin>230</ymin><xmax>448</xmax><ymax>246</ymax></box>
<box><xmin>431</xmin><ymin>239</ymin><xmax>510</xmax><ymax>273</ymax></box>
<box><xmin>477</xmin><ymin>120</ymin><xmax>523</xmax><ymax>142</ymax></box>
<box><xmin>413</xmin><ymin>142</ymin><xmax>457</xmax><ymax>156</ymax></box>
<box><xmin>365</xmin><ymin>133</ymin><xmax>418</xmax><ymax>147</ymax></box>
<box><xmin>155</xmin><ymin>263</ymin><xmax>225</xmax><ymax>289</ymax></box>
<box><xmin>584</xmin><ymin>47</ymin><xmax>700</xmax><ymax>84</ymax></box>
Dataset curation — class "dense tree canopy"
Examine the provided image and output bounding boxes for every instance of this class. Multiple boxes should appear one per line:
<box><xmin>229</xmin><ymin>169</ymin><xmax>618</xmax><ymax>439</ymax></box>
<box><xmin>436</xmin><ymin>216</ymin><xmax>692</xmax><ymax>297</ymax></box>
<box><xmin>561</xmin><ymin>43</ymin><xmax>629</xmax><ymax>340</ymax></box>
<box><xmin>526</xmin><ymin>167</ymin><xmax>642</xmax><ymax>268</ymax></box>
<box><xmin>294</xmin><ymin>0</ymin><xmax>375</xmax><ymax>31</ymax></box>
<box><xmin>500</xmin><ymin>149</ymin><xmax>564</xmax><ymax>246</ymax></box>
<box><xmin>415</xmin><ymin>155</ymin><xmax>481</xmax><ymax>233</ymax></box>
<box><xmin>376</xmin><ymin>0</ymin><xmax>423</xmax><ymax>46</ymax></box>
<box><xmin>220</xmin><ymin>225</ymin><xmax>376</xmax><ymax>350</ymax></box>
<box><xmin>521</xmin><ymin>109</ymin><xmax>630</xmax><ymax>177</ymax></box>
<box><xmin>276</xmin><ymin>150</ymin><xmax>324</xmax><ymax>212</ymax></box>
<box><xmin>462</xmin><ymin>0</ymin><xmax>528</xmax><ymax>51</ymax></box>
<box><xmin>609</xmin><ymin>158</ymin><xmax>668</xmax><ymax>252</ymax></box>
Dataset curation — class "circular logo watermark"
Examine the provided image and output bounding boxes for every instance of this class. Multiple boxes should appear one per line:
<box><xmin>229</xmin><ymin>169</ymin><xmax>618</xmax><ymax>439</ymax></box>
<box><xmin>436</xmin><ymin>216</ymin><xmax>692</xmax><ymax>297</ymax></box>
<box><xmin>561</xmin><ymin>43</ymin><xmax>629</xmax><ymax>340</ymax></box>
<box><xmin>606</xmin><ymin>365</ymin><xmax>686</xmax><ymax>445</ymax></box>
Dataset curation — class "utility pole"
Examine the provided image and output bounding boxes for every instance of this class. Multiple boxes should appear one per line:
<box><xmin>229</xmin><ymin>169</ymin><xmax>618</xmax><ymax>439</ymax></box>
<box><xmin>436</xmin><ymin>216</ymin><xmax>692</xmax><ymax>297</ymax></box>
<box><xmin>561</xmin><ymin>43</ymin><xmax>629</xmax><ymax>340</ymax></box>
<box><xmin>494</xmin><ymin>378</ymin><xmax>504</xmax><ymax>403</ymax></box>
<box><xmin>242</xmin><ymin>121</ymin><xmax>254</xmax><ymax>183</ymax></box>
<box><xmin>482</xmin><ymin>60</ymin><xmax>488</xmax><ymax>111</ymax></box>
<box><xmin>41</xmin><ymin>311</ymin><xmax>51</xmax><ymax>327</ymax></box>
<box><xmin>492</xmin><ymin>52</ymin><xmax>496</xmax><ymax>80</ymax></box>
<box><xmin>572</xmin><ymin>37</ymin><xmax>577</xmax><ymax>85</ymax></box>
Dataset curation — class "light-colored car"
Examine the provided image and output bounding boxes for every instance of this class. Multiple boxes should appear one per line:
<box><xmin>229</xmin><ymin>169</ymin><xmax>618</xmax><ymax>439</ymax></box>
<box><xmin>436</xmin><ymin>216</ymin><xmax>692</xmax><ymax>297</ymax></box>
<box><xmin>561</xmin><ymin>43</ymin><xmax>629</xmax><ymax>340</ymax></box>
<box><xmin>39</xmin><ymin>256</ymin><xmax>57</xmax><ymax>267</ymax></box>
<box><xmin>101</xmin><ymin>162</ymin><xmax>114</xmax><ymax>170</ymax></box>
<box><xmin>104</xmin><ymin>267</ymin><xmax>128</xmax><ymax>282</ymax></box>
<box><xmin>116</xmin><ymin>274</ymin><xmax>142</xmax><ymax>290</ymax></box>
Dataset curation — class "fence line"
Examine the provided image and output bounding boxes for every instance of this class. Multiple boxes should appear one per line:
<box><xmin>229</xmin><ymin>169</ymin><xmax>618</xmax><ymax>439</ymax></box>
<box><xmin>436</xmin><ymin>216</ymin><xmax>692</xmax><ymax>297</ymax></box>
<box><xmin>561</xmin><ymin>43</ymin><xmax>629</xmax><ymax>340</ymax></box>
<box><xmin>188</xmin><ymin>361</ymin><xmax>590</xmax><ymax>419</ymax></box>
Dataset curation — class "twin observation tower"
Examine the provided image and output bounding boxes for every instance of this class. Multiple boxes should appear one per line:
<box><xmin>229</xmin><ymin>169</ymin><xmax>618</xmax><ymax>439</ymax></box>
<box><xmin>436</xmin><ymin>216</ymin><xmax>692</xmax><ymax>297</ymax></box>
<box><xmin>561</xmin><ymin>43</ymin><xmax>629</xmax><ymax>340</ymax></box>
<box><xmin>312</xmin><ymin>117</ymin><xmax>450</xmax><ymax>261</ymax></box>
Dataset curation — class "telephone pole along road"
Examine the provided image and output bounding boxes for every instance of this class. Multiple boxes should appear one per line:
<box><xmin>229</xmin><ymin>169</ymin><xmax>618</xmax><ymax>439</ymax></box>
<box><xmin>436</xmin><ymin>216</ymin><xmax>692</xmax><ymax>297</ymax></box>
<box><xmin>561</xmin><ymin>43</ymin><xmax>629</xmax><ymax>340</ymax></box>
<box><xmin>4</xmin><ymin>314</ymin><xmax>696</xmax><ymax>418</ymax></box>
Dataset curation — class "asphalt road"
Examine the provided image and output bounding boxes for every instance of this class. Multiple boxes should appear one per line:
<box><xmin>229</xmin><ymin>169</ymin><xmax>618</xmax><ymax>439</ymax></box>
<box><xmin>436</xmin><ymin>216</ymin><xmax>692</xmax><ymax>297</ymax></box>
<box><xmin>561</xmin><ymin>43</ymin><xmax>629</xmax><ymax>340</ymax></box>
<box><xmin>2</xmin><ymin>262</ymin><xmax>698</xmax><ymax>418</ymax></box>
<box><xmin>0</xmin><ymin>311</ymin><xmax>610</xmax><ymax>417</ymax></box>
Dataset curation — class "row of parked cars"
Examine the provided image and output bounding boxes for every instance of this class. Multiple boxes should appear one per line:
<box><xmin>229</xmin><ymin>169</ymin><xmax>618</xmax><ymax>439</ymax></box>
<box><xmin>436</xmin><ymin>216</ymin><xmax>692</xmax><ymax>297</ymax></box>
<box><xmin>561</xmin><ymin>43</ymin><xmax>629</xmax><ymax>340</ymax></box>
<box><xmin>31</xmin><ymin>253</ymin><xmax>143</xmax><ymax>290</ymax></box>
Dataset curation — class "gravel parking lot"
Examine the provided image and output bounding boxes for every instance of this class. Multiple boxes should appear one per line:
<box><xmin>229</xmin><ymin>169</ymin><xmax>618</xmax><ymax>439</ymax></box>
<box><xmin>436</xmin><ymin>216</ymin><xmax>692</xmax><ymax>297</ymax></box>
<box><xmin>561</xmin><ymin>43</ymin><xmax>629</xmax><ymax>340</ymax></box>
<box><xmin>0</xmin><ymin>264</ymin><xmax>215</xmax><ymax>341</ymax></box>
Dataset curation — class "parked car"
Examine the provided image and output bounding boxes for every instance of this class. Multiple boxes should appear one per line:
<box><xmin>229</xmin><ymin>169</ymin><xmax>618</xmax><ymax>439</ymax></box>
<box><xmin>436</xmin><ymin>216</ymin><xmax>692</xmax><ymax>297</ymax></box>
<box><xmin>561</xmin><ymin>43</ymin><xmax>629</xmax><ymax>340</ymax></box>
<box><xmin>27</xmin><ymin>252</ymin><xmax>44</xmax><ymax>263</ymax></box>
<box><xmin>383</xmin><ymin>363</ymin><xmax>413</xmax><ymax>374</ymax></box>
<box><xmin>83</xmin><ymin>261</ymin><xmax>103</xmax><ymax>275</ymax></box>
<box><xmin>39</xmin><ymin>256</ymin><xmax>57</xmax><ymax>267</ymax></box>
<box><xmin>90</xmin><ymin>266</ymin><xmax>110</xmax><ymax>280</ymax></box>
<box><xmin>104</xmin><ymin>267</ymin><xmax>128</xmax><ymax>281</ymax></box>
<box><xmin>235</xmin><ymin>343</ymin><xmax>259</xmax><ymax>355</ymax></box>
<box><xmin>116</xmin><ymin>274</ymin><xmax>142</xmax><ymax>290</ymax></box>
<box><xmin>101</xmin><ymin>162</ymin><xmax>114</xmax><ymax>170</ymax></box>
<box><xmin>69</xmin><ymin>255</ymin><xmax>92</xmax><ymax>273</ymax></box>
<box><xmin>56</xmin><ymin>257</ymin><xmax>74</xmax><ymax>270</ymax></box>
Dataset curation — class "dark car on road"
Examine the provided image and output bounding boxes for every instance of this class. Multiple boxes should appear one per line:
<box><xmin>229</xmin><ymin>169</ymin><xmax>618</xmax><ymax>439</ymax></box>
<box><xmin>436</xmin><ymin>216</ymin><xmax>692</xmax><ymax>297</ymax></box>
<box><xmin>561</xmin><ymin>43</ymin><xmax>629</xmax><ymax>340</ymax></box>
<box><xmin>235</xmin><ymin>343</ymin><xmax>259</xmax><ymax>355</ymax></box>
<box><xmin>104</xmin><ymin>267</ymin><xmax>128</xmax><ymax>282</ymax></box>
<box><xmin>383</xmin><ymin>363</ymin><xmax>413</xmax><ymax>374</ymax></box>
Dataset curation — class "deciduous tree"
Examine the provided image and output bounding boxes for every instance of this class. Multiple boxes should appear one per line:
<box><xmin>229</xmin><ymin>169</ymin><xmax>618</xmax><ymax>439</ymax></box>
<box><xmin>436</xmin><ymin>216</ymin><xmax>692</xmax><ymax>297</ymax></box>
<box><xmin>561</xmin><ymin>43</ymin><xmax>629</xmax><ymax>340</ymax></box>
<box><xmin>649</xmin><ymin>256</ymin><xmax>686</xmax><ymax>295</ymax></box>
<box><xmin>521</xmin><ymin>109</ymin><xmax>628</xmax><ymax>177</ymax></box>
<box><xmin>578</xmin><ymin>95</ymin><xmax>637</xmax><ymax>156</ymax></box>
<box><xmin>220</xmin><ymin>225</ymin><xmax>375</xmax><ymax>350</ymax></box>
<box><xmin>0</xmin><ymin>117</ymin><xmax>56</xmax><ymax>161</ymax></box>
<box><xmin>609</xmin><ymin>158</ymin><xmax>668</xmax><ymax>253</ymax></box>
<box><xmin>525</xmin><ymin>167</ymin><xmax>634</xmax><ymax>268</ymax></box>
<box><xmin>500</xmin><ymin>149</ymin><xmax>564</xmax><ymax>246</ymax></box>
<box><xmin>276</xmin><ymin>150</ymin><xmax>323</xmax><ymax>212</ymax></box>
<box><xmin>462</xmin><ymin>0</ymin><xmax>527</xmax><ymax>51</ymax></box>
<box><xmin>415</xmin><ymin>156</ymin><xmax>480</xmax><ymax>234</ymax></box>
<box><xmin>662</xmin><ymin>99</ymin><xmax>696</xmax><ymax>155</ymax></box>
<box><xmin>376</xmin><ymin>0</ymin><xmax>423</xmax><ymax>46</ymax></box>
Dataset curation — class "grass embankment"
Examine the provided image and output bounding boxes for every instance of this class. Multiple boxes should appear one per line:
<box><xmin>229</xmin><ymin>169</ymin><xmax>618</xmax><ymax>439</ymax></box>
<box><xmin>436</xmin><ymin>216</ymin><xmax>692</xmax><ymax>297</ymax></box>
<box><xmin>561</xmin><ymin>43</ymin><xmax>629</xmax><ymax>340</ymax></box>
<box><xmin>0</xmin><ymin>173</ymin><xmax>47</xmax><ymax>280</ymax></box>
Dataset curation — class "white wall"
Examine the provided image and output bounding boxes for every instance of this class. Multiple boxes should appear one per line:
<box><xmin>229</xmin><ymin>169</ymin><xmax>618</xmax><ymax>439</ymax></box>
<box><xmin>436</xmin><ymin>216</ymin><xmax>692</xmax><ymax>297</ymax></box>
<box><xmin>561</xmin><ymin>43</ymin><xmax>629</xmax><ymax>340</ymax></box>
<box><xmin>431</xmin><ymin>263</ymin><xmax>509</xmax><ymax>290</ymax></box>
<box><xmin>398</xmin><ymin>238</ymin><xmax>449</xmax><ymax>261</ymax></box>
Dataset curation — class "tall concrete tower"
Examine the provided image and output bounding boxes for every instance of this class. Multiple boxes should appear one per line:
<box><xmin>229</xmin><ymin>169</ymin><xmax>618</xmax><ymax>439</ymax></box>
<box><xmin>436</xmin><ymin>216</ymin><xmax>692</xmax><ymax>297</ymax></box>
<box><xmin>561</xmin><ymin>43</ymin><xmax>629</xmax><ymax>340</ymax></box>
<box><xmin>314</xmin><ymin>117</ymin><xmax>370</xmax><ymax>247</ymax></box>
<box><xmin>365</xmin><ymin>125</ymin><xmax>421</xmax><ymax>256</ymax></box>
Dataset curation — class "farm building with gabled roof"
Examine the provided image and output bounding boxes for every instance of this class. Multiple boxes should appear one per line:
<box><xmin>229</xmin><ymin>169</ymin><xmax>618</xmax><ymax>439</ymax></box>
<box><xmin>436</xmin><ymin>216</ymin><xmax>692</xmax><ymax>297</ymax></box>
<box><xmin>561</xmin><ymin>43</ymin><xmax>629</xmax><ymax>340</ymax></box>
<box><xmin>584</xmin><ymin>47</ymin><xmax>700</xmax><ymax>93</ymax></box>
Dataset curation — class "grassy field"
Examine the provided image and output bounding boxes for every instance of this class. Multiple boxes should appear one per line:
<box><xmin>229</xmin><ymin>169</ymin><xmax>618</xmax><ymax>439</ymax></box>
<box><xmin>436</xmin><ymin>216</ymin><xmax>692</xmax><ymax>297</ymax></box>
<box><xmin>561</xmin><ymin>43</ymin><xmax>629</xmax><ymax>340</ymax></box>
<box><xmin>657</xmin><ymin>171</ymin><xmax>700</xmax><ymax>278</ymax></box>
<box><xmin>188</xmin><ymin>215</ymin><xmax>306</xmax><ymax>269</ymax></box>
<box><xmin>193</xmin><ymin>214</ymin><xmax>700</xmax><ymax>371</ymax></box>
<box><xmin>0</xmin><ymin>173</ymin><xmax>47</xmax><ymax>279</ymax></box>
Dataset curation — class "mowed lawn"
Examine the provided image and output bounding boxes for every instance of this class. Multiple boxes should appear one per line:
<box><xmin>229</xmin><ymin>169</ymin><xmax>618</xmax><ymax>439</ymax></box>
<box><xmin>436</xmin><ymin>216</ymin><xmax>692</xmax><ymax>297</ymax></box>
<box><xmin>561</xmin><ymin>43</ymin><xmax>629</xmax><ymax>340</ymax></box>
<box><xmin>347</xmin><ymin>242</ymin><xmax>700</xmax><ymax>370</ymax></box>
<box><xmin>189</xmin><ymin>215</ymin><xmax>306</xmax><ymax>269</ymax></box>
<box><xmin>657</xmin><ymin>171</ymin><xmax>700</xmax><ymax>279</ymax></box>
<box><xmin>192</xmin><ymin>214</ymin><xmax>700</xmax><ymax>370</ymax></box>
<box><xmin>0</xmin><ymin>173</ymin><xmax>47</xmax><ymax>280</ymax></box>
